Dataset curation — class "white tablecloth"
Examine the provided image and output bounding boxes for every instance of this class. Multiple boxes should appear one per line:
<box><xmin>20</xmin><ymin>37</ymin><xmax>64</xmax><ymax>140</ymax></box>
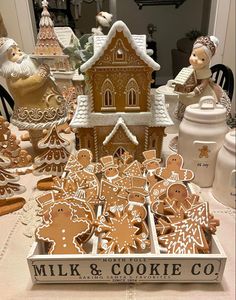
<box><xmin>0</xmin><ymin>127</ymin><xmax>235</xmax><ymax>300</ymax></box>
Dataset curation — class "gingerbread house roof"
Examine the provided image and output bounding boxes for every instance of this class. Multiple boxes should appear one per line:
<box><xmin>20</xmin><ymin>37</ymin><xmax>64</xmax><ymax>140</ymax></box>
<box><xmin>80</xmin><ymin>20</ymin><xmax>160</xmax><ymax>73</ymax></box>
<box><xmin>70</xmin><ymin>95</ymin><xmax>92</xmax><ymax>128</ymax></box>
<box><xmin>174</xmin><ymin>67</ymin><xmax>195</xmax><ymax>85</ymax></box>
<box><xmin>70</xmin><ymin>92</ymin><xmax>173</xmax><ymax>128</ymax></box>
<box><xmin>103</xmin><ymin>117</ymin><xmax>139</xmax><ymax>146</ymax></box>
<box><xmin>150</xmin><ymin>92</ymin><xmax>174</xmax><ymax>127</ymax></box>
<box><xmin>93</xmin><ymin>34</ymin><xmax>147</xmax><ymax>54</ymax></box>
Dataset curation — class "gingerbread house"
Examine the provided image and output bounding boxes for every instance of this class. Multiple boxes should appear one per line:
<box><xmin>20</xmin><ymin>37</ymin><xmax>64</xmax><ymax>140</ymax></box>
<box><xmin>174</xmin><ymin>67</ymin><xmax>197</xmax><ymax>93</ymax></box>
<box><xmin>31</xmin><ymin>0</ymin><xmax>74</xmax><ymax>92</ymax></box>
<box><xmin>70</xmin><ymin>21</ymin><xmax>173</xmax><ymax>161</ymax></box>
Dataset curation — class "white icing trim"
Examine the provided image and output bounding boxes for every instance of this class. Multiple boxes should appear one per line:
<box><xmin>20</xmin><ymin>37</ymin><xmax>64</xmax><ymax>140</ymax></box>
<box><xmin>80</xmin><ymin>21</ymin><xmax>160</xmax><ymax>73</ymax></box>
<box><xmin>103</xmin><ymin>117</ymin><xmax>138</xmax><ymax>146</ymax></box>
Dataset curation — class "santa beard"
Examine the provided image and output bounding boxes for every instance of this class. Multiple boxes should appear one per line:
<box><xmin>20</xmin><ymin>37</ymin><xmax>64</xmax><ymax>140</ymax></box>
<box><xmin>0</xmin><ymin>54</ymin><xmax>37</xmax><ymax>79</ymax></box>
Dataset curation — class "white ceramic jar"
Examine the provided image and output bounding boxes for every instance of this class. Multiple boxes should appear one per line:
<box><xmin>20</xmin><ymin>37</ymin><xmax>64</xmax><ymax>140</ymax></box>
<box><xmin>178</xmin><ymin>96</ymin><xmax>228</xmax><ymax>187</ymax></box>
<box><xmin>212</xmin><ymin>130</ymin><xmax>236</xmax><ymax>208</ymax></box>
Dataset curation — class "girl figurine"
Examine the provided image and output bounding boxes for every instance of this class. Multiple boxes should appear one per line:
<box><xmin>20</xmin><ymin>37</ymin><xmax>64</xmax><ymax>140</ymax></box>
<box><xmin>174</xmin><ymin>35</ymin><xmax>231</xmax><ymax>120</ymax></box>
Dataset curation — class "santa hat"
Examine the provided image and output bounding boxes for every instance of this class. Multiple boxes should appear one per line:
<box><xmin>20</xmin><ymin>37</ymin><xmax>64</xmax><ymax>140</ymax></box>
<box><xmin>0</xmin><ymin>37</ymin><xmax>17</xmax><ymax>59</ymax></box>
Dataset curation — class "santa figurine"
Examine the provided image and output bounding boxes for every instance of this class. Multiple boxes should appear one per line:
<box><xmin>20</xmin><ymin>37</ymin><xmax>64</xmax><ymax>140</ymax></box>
<box><xmin>0</xmin><ymin>37</ymin><xmax>67</xmax><ymax>150</ymax></box>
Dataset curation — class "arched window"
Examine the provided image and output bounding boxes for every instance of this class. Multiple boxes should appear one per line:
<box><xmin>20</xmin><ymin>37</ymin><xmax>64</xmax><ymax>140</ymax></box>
<box><xmin>114</xmin><ymin>147</ymin><xmax>126</xmax><ymax>158</ymax></box>
<box><xmin>116</xmin><ymin>48</ymin><xmax>124</xmax><ymax>60</ymax></box>
<box><xmin>104</xmin><ymin>90</ymin><xmax>113</xmax><ymax>106</ymax></box>
<box><xmin>125</xmin><ymin>79</ymin><xmax>139</xmax><ymax>108</ymax></box>
<box><xmin>101</xmin><ymin>79</ymin><xmax>115</xmax><ymax>109</ymax></box>
<box><xmin>128</xmin><ymin>89</ymin><xmax>137</xmax><ymax>106</ymax></box>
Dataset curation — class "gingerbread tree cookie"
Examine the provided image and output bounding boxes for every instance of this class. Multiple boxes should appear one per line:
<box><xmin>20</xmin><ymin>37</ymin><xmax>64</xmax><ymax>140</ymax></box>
<box><xmin>158</xmin><ymin>218</ymin><xmax>209</xmax><ymax>254</ymax></box>
<box><xmin>96</xmin><ymin>210</ymin><xmax>150</xmax><ymax>254</ymax></box>
<box><xmin>99</xmin><ymin>179</ymin><xmax>128</xmax><ymax>213</ymax></box>
<box><xmin>33</xmin><ymin>125</ymin><xmax>70</xmax><ymax>176</ymax></box>
<box><xmin>36</xmin><ymin>202</ymin><xmax>90</xmax><ymax>254</ymax></box>
<box><xmin>123</xmin><ymin>160</ymin><xmax>142</xmax><ymax>177</ymax></box>
<box><xmin>0</xmin><ymin>164</ymin><xmax>26</xmax><ymax>199</ymax></box>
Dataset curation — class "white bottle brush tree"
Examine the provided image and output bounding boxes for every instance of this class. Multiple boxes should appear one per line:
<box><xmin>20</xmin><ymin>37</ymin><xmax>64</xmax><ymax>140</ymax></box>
<box><xmin>33</xmin><ymin>126</ymin><xmax>70</xmax><ymax>179</ymax></box>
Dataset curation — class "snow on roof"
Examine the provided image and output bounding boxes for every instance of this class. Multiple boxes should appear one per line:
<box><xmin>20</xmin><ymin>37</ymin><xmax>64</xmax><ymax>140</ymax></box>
<box><xmin>149</xmin><ymin>92</ymin><xmax>174</xmax><ymax>127</ymax></box>
<box><xmin>103</xmin><ymin>117</ymin><xmax>138</xmax><ymax>146</ymax></box>
<box><xmin>80</xmin><ymin>20</ymin><xmax>160</xmax><ymax>73</ymax></box>
<box><xmin>70</xmin><ymin>95</ymin><xmax>92</xmax><ymax>128</ymax></box>
<box><xmin>174</xmin><ymin>67</ymin><xmax>195</xmax><ymax>85</ymax></box>
<box><xmin>94</xmin><ymin>34</ymin><xmax>147</xmax><ymax>54</ymax></box>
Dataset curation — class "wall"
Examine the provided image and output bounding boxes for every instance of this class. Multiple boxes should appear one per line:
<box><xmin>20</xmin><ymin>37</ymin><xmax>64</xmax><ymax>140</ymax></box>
<box><xmin>222</xmin><ymin>0</ymin><xmax>235</xmax><ymax>112</ymax></box>
<box><xmin>116</xmin><ymin>0</ymin><xmax>205</xmax><ymax>85</ymax></box>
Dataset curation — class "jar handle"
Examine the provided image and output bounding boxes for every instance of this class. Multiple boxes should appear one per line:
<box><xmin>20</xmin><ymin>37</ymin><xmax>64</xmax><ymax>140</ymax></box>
<box><xmin>199</xmin><ymin>96</ymin><xmax>216</xmax><ymax>109</ymax></box>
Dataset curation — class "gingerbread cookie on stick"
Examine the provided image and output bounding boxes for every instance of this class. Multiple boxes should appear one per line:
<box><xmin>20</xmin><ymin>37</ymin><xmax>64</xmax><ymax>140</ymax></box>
<box><xmin>155</xmin><ymin>154</ymin><xmax>194</xmax><ymax>182</ymax></box>
<box><xmin>36</xmin><ymin>202</ymin><xmax>90</xmax><ymax>254</ymax></box>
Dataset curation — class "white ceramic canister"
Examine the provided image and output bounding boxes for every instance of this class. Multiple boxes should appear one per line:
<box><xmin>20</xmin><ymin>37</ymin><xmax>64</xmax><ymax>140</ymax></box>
<box><xmin>178</xmin><ymin>96</ymin><xmax>228</xmax><ymax>187</ymax></box>
<box><xmin>212</xmin><ymin>130</ymin><xmax>236</xmax><ymax>208</ymax></box>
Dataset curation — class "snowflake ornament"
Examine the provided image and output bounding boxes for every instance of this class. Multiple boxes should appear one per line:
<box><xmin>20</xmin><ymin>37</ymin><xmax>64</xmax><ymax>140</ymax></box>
<box><xmin>96</xmin><ymin>211</ymin><xmax>150</xmax><ymax>254</ymax></box>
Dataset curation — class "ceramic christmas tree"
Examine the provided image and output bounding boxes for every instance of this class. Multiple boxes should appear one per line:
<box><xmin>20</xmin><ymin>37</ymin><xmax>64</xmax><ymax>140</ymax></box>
<box><xmin>33</xmin><ymin>125</ymin><xmax>70</xmax><ymax>189</ymax></box>
<box><xmin>32</xmin><ymin>0</ymin><xmax>74</xmax><ymax>92</ymax></box>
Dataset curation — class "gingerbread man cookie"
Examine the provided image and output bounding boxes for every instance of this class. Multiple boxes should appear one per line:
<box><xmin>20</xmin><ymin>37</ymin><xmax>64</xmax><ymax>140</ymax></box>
<box><xmin>0</xmin><ymin>116</ymin><xmax>10</xmax><ymax>149</ymax></box>
<box><xmin>155</xmin><ymin>154</ymin><xmax>194</xmax><ymax>182</ymax></box>
<box><xmin>36</xmin><ymin>202</ymin><xmax>90</xmax><ymax>254</ymax></box>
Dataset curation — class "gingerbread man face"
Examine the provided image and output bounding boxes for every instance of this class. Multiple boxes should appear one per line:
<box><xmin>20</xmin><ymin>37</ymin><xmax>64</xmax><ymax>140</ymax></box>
<box><xmin>50</xmin><ymin>203</ymin><xmax>72</xmax><ymax>220</ymax></box>
<box><xmin>105</xmin><ymin>167</ymin><xmax>119</xmax><ymax>179</ymax></box>
<box><xmin>166</xmin><ymin>154</ymin><xmax>182</xmax><ymax>168</ymax></box>
<box><xmin>77</xmin><ymin>149</ymin><xmax>92</xmax><ymax>168</ymax></box>
<box><xmin>167</xmin><ymin>183</ymin><xmax>188</xmax><ymax>201</ymax></box>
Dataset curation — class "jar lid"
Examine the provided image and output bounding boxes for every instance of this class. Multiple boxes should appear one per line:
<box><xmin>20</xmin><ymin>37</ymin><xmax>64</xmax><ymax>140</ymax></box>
<box><xmin>184</xmin><ymin>96</ymin><xmax>227</xmax><ymax>124</ymax></box>
<box><xmin>224</xmin><ymin>130</ymin><xmax>236</xmax><ymax>152</ymax></box>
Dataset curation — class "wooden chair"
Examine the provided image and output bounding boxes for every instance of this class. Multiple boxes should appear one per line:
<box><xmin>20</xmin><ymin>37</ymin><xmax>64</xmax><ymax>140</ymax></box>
<box><xmin>0</xmin><ymin>84</ymin><xmax>14</xmax><ymax>122</ymax></box>
<box><xmin>211</xmin><ymin>64</ymin><xmax>234</xmax><ymax>100</ymax></box>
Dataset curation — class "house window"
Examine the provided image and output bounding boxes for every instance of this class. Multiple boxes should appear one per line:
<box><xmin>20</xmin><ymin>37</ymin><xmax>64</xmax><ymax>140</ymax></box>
<box><xmin>125</xmin><ymin>79</ymin><xmax>140</xmax><ymax>109</ymax></box>
<box><xmin>104</xmin><ymin>90</ymin><xmax>113</xmax><ymax>106</ymax></box>
<box><xmin>101</xmin><ymin>79</ymin><xmax>115</xmax><ymax>110</ymax></box>
<box><xmin>128</xmin><ymin>89</ymin><xmax>137</xmax><ymax>106</ymax></box>
<box><xmin>152</xmin><ymin>139</ymin><xmax>156</xmax><ymax>148</ymax></box>
<box><xmin>114</xmin><ymin>147</ymin><xmax>126</xmax><ymax>158</ymax></box>
<box><xmin>116</xmin><ymin>48</ymin><xmax>124</xmax><ymax>60</ymax></box>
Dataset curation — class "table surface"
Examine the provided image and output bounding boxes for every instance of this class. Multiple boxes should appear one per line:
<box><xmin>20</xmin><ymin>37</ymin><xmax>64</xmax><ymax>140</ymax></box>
<box><xmin>0</xmin><ymin>126</ymin><xmax>235</xmax><ymax>300</ymax></box>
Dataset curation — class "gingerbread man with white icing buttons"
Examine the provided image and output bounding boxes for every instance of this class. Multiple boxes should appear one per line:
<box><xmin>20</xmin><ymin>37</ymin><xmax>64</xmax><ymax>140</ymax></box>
<box><xmin>155</xmin><ymin>154</ymin><xmax>194</xmax><ymax>182</ymax></box>
<box><xmin>36</xmin><ymin>202</ymin><xmax>90</xmax><ymax>254</ymax></box>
